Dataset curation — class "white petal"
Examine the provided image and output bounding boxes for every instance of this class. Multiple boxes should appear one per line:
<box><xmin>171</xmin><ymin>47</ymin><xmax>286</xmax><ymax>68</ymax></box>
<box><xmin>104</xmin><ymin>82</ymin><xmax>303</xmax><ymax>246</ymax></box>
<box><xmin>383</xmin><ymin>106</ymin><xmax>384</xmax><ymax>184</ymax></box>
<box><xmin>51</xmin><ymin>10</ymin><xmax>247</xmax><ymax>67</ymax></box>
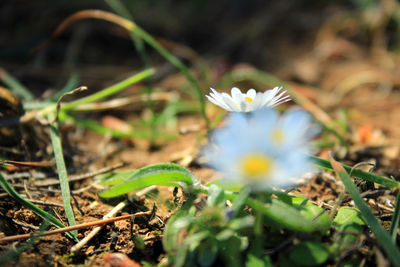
<box><xmin>231</xmin><ymin>87</ymin><xmax>243</xmax><ymax>102</ymax></box>
<box><xmin>246</xmin><ymin>89</ymin><xmax>256</xmax><ymax>99</ymax></box>
<box><xmin>206</xmin><ymin>95</ymin><xmax>231</xmax><ymax>110</ymax></box>
<box><xmin>209</xmin><ymin>88</ymin><xmax>226</xmax><ymax>103</ymax></box>
<box><xmin>222</xmin><ymin>93</ymin><xmax>240</xmax><ymax>111</ymax></box>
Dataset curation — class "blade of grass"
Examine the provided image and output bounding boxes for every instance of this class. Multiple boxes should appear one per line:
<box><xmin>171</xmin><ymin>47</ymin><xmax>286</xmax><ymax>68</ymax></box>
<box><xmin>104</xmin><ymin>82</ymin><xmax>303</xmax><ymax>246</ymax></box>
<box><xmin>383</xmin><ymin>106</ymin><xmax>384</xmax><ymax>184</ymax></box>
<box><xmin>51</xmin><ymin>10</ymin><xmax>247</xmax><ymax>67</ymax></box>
<box><xmin>0</xmin><ymin>172</ymin><xmax>78</xmax><ymax>241</ymax></box>
<box><xmin>311</xmin><ymin>155</ymin><xmax>400</xmax><ymax>189</ymax></box>
<box><xmin>47</xmin><ymin>112</ymin><xmax>77</xmax><ymax>238</ymax></box>
<box><xmin>389</xmin><ymin>191</ymin><xmax>400</xmax><ymax>242</ymax></box>
<box><xmin>0</xmin><ymin>68</ymin><xmax>34</xmax><ymax>101</ymax></box>
<box><xmin>329</xmin><ymin>154</ymin><xmax>400</xmax><ymax>266</ymax></box>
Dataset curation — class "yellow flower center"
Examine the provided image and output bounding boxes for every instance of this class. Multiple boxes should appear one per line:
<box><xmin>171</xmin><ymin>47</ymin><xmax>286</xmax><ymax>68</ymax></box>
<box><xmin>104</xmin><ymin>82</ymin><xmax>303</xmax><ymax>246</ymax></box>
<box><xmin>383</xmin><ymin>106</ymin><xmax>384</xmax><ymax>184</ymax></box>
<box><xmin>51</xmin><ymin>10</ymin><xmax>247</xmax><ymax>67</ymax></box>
<box><xmin>240</xmin><ymin>153</ymin><xmax>272</xmax><ymax>180</ymax></box>
<box><xmin>272</xmin><ymin>129</ymin><xmax>285</xmax><ymax>144</ymax></box>
<box><xmin>244</xmin><ymin>96</ymin><xmax>253</xmax><ymax>103</ymax></box>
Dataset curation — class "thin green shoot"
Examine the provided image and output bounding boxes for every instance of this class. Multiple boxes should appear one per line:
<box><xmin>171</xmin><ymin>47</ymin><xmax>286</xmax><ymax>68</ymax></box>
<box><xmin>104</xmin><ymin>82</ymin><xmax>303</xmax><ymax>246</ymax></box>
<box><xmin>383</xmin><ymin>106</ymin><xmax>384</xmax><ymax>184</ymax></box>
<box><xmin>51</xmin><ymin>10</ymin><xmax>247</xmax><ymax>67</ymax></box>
<box><xmin>47</xmin><ymin>112</ymin><xmax>77</xmax><ymax>238</ymax></box>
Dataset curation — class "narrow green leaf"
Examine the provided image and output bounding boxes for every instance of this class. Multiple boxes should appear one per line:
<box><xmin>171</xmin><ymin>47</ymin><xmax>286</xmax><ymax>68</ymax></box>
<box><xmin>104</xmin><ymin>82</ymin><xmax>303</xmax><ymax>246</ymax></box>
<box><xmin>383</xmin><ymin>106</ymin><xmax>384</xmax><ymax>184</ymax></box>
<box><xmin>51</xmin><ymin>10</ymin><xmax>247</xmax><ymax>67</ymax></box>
<box><xmin>290</xmin><ymin>195</ymin><xmax>331</xmax><ymax>233</ymax></box>
<box><xmin>97</xmin><ymin>169</ymin><xmax>139</xmax><ymax>186</ymax></box>
<box><xmin>197</xmin><ymin>241</ymin><xmax>218</xmax><ymax>267</ymax></box>
<box><xmin>245</xmin><ymin>197</ymin><xmax>322</xmax><ymax>233</ymax></box>
<box><xmin>0</xmin><ymin>173</ymin><xmax>78</xmax><ymax>241</ymax></box>
<box><xmin>231</xmin><ymin>186</ymin><xmax>251</xmax><ymax>217</ymax></box>
<box><xmin>48</xmin><ymin>113</ymin><xmax>77</xmax><ymax>238</ymax></box>
<box><xmin>99</xmin><ymin>163</ymin><xmax>195</xmax><ymax>198</ymax></box>
<box><xmin>162</xmin><ymin>211</ymin><xmax>192</xmax><ymax>255</ymax></box>
<box><xmin>197</xmin><ymin>189</ymin><xmax>326</xmax><ymax>233</ymax></box>
<box><xmin>333</xmin><ymin>207</ymin><xmax>366</xmax><ymax>227</ymax></box>
<box><xmin>312</xmin><ymin>155</ymin><xmax>400</xmax><ymax>189</ymax></box>
<box><xmin>329</xmin><ymin>154</ymin><xmax>400</xmax><ymax>266</ymax></box>
<box><xmin>206</xmin><ymin>185</ymin><xmax>226</xmax><ymax>208</ymax></box>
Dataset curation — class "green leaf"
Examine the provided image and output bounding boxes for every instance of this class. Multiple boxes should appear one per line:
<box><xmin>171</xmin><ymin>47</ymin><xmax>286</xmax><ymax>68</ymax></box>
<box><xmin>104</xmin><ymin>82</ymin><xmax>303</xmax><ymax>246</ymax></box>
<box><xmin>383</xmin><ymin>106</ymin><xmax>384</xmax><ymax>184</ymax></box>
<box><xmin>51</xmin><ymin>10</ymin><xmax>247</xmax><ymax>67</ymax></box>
<box><xmin>48</xmin><ymin>113</ymin><xmax>77</xmax><ymax>238</ymax></box>
<box><xmin>245</xmin><ymin>253</ymin><xmax>272</xmax><ymax>267</ymax></box>
<box><xmin>197</xmin><ymin>241</ymin><xmax>218</xmax><ymax>267</ymax></box>
<box><xmin>332</xmin><ymin>223</ymin><xmax>363</xmax><ymax>254</ymax></box>
<box><xmin>333</xmin><ymin>207</ymin><xmax>366</xmax><ymax>227</ymax></box>
<box><xmin>99</xmin><ymin>163</ymin><xmax>195</xmax><ymax>198</ymax></box>
<box><xmin>216</xmin><ymin>193</ymin><xmax>323</xmax><ymax>233</ymax></box>
<box><xmin>289</xmin><ymin>241</ymin><xmax>329</xmax><ymax>266</ymax></box>
<box><xmin>329</xmin><ymin>155</ymin><xmax>400</xmax><ymax>266</ymax></box>
<box><xmin>229</xmin><ymin>216</ymin><xmax>254</xmax><ymax>231</ymax></box>
<box><xmin>207</xmin><ymin>185</ymin><xmax>226</xmax><ymax>208</ymax></box>
<box><xmin>97</xmin><ymin>169</ymin><xmax>139</xmax><ymax>186</ymax></box>
<box><xmin>290</xmin><ymin>195</ymin><xmax>331</xmax><ymax>233</ymax></box>
<box><xmin>231</xmin><ymin>185</ymin><xmax>251</xmax><ymax>217</ymax></box>
<box><xmin>162</xmin><ymin>211</ymin><xmax>189</xmax><ymax>254</ymax></box>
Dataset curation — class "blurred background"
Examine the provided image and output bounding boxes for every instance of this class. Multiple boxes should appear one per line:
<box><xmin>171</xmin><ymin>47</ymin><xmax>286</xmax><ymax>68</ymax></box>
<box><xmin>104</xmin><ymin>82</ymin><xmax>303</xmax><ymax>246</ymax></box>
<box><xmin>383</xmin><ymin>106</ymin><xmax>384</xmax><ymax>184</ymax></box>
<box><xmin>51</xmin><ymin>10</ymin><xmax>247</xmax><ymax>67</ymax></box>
<box><xmin>3</xmin><ymin>0</ymin><xmax>394</xmax><ymax>90</ymax></box>
<box><xmin>2</xmin><ymin>0</ymin><xmax>400</xmax><ymax>144</ymax></box>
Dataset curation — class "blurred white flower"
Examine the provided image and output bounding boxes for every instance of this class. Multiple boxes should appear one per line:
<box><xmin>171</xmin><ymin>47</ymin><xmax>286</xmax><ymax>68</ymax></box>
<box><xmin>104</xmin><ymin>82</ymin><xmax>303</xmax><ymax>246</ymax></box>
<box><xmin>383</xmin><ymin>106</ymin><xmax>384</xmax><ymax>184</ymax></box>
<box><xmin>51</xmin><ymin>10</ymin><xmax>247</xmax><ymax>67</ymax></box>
<box><xmin>202</xmin><ymin>108</ymin><xmax>317</xmax><ymax>190</ymax></box>
<box><xmin>205</xmin><ymin>87</ymin><xmax>290</xmax><ymax>112</ymax></box>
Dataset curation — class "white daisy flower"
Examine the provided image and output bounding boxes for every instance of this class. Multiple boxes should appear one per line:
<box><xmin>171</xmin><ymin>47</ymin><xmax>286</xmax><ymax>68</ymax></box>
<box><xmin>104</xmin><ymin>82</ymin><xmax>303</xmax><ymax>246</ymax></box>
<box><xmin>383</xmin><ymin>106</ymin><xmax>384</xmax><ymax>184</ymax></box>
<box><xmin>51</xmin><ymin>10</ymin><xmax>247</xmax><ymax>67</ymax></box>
<box><xmin>205</xmin><ymin>87</ymin><xmax>290</xmax><ymax>112</ymax></box>
<box><xmin>202</xmin><ymin>108</ymin><xmax>317</xmax><ymax>190</ymax></box>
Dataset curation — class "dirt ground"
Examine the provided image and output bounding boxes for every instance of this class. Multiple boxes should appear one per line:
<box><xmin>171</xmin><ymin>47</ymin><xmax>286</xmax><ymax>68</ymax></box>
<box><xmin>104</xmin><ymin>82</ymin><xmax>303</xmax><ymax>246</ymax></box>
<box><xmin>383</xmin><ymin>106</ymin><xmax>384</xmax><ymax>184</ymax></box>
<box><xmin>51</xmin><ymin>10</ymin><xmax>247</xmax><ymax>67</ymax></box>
<box><xmin>1</xmin><ymin>1</ymin><xmax>400</xmax><ymax>266</ymax></box>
